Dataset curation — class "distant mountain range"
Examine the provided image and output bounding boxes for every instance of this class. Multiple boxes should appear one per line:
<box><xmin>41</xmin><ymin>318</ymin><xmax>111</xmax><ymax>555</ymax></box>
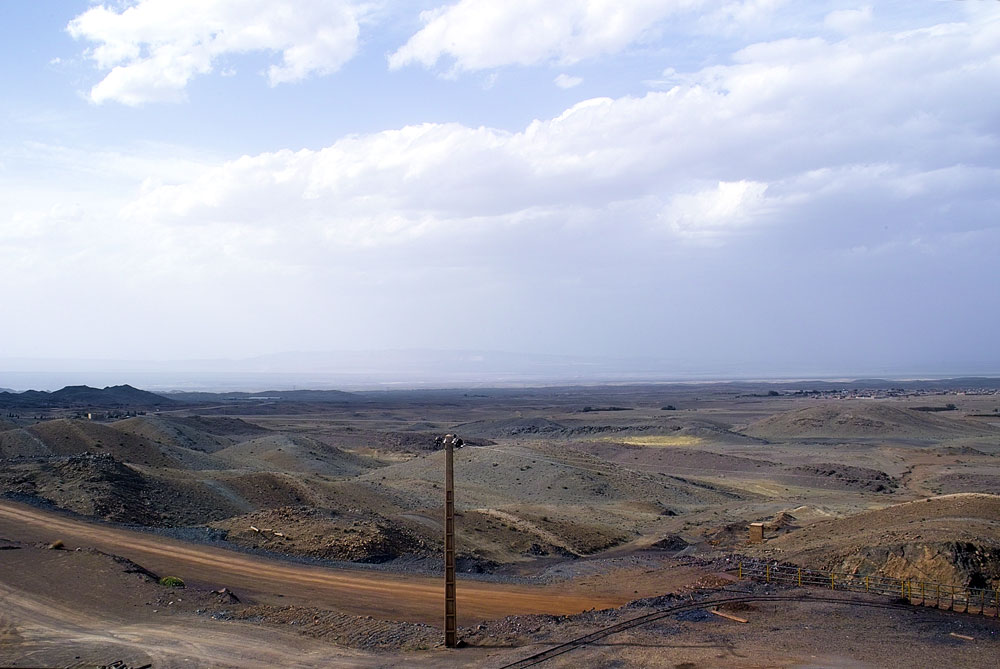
<box><xmin>161</xmin><ymin>389</ymin><xmax>357</xmax><ymax>403</ymax></box>
<box><xmin>0</xmin><ymin>385</ymin><xmax>174</xmax><ymax>409</ymax></box>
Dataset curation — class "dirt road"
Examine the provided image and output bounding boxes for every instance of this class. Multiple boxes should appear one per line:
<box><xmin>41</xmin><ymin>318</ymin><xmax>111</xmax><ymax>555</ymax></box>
<box><xmin>0</xmin><ymin>500</ymin><xmax>655</xmax><ymax>626</ymax></box>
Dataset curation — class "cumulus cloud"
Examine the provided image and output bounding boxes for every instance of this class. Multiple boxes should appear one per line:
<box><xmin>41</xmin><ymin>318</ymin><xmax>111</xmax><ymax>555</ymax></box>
<box><xmin>12</xmin><ymin>6</ymin><xmax>998</xmax><ymax>361</ymax></box>
<box><xmin>131</xmin><ymin>10</ymin><xmax>999</xmax><ymax>248</ymax></box>
<box><xmin>389</xmin><ymin>0</ymin><xmax>703</xmax><ymax>71</ymax></box>
<box><xmin>68</xmin><ymin>0</ymin><xmax>362</xmax><ymax>104</ymax></box>
<box><xmin>663</xmin><ymin>181</ymin><xmax>769</xmax><ymax>239</ymax></box>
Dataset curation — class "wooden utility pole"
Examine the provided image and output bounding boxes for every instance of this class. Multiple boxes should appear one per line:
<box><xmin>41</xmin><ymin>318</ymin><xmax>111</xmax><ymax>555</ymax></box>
<box><xmin>438</xmin><ymin>434</ymin><xmax>462</xmax><ymax>647</ymax></box>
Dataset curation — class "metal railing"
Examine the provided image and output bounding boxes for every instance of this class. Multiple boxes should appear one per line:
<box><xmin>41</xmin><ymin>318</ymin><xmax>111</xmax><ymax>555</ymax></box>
<box><xmin>737</xmin><ymin>561</ymin><xmax>1000</xmax><ymax>617</ymax></box>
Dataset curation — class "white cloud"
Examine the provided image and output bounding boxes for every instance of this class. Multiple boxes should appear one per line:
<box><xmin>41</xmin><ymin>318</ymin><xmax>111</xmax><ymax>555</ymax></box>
<box><xmin>554</xmin><ymin>73</ymin><xmax>583</xmax><ymax>89</ymax></box>
<box><xmin>124</xmin><ymin>10</ymin><xmax>1000</xmax><ymax>253</ymax></box>
<box><xmin>663</xmin><ymin>180</ymin><xmax>769</xmax><ymax>239</ymax></box>
<box><xmin>389</xmin><ymin>0</ymin><xmax>704</xmax><ymax>71</ymax></box>
<box><xmin>68</xmin><ymin>0</ymin><xmax>363</xmax><ymax>105</ymax></box>
<box><xmin>9</xmin><ymin>7</ymin><xmax>998</xmax><ymax>360</ymax></box>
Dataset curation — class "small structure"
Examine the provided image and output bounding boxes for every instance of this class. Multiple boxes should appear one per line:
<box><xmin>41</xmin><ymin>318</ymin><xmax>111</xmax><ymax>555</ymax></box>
<box><xmin>749</xmin><ymin>522</ymin><xmax>765</xmax><ymax>544</ymax></box>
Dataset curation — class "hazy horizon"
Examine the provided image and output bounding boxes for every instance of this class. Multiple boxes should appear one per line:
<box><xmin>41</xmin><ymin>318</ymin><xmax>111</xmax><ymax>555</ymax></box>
<box><xmin>2</xmin><ymin>348</ymin><xmax>999</xmax><ymax>393</ymax></box>
<box><xmin>3</xmin><ymin>2</ymin><xmax>998</xmax><ymax>378</ymax></box>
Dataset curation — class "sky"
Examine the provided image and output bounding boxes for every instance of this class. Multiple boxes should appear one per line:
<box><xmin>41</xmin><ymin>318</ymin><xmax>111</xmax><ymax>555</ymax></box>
<box><xmin>1</xmin><ymin>0</ymin><xmax>999</xmax><ymax>381</ymax></box>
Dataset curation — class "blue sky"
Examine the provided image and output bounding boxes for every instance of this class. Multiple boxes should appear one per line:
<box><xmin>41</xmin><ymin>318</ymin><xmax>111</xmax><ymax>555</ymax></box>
<box><xmin>1</xmin><ymin>1</ymin><xmax>998</xmax><ymax>379</ymax></box>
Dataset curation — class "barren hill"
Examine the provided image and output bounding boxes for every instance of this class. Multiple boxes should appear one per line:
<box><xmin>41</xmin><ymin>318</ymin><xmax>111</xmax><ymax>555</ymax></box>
<box><xmin>742</xmin><ymin>402</ymin><xmax>994</xmax><ymax>441</ymax></box>
<box><xmin>0</xmin><ymin>418</ymin><xmax>180</xmax><ymax>467</ymax></box>
<box><xmin>764</xmin><ymin>494</ymin><xmax>1000</xmax><ymax>587</ymax></box>
<box><xmin>112</xmin><ymin>415</ymin><xmax>266</xmax><ymax>454</ymax></box>
<box><xmin>213</xmin><ymin>434</ymin><xmax>375</xmax><ymax>476</ymax></box>
<box><xmin>0</xmin><ymin>453</ymin><xmax>244</xmax><ymax>525</ymax></box>
<box><xmin>455</xmin><ymin>417</ymin><xmax>566</xmax><ymax>439</ymax></box>
<box><xmin>362</xmin><ymin>443</ymin><xmax>743</xmax><ymax>511</ymax></box>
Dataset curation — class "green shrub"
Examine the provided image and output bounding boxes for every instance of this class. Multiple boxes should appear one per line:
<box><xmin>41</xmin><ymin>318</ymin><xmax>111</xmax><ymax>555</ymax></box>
<box><xmin>159</xmin><ymin>576</ymin><xmax>185</xmax><ymax>588</ymax></box>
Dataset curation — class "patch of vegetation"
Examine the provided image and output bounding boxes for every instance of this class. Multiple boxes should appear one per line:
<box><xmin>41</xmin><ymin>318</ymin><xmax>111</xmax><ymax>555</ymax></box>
<box><xmin>159</xmin><ymin>575</ymin><xmax>185</xmax><ymax>587</ymax></box>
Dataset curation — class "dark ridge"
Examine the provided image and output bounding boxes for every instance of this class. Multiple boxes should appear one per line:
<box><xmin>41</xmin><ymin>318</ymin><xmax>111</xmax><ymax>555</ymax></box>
<box><xmin>0</xmin><ymin>385</ymin><xmax>174</xmax><ymax>409</ymax></box>
<box><xmin>161</xmin><ymin>389</ymin><xmax>357</xmax><ymax>404</ymax></box>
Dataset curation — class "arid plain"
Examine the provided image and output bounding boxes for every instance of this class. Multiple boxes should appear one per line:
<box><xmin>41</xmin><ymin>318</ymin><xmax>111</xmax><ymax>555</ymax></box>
<box><xmin>1</xmin><ymin>380</ymin><xmax>1000</xmax><ymax>667</ymax></box>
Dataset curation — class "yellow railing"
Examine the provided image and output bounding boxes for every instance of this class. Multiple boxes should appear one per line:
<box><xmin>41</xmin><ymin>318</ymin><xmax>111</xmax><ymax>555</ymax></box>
<box><xmin>736</xmin><ymin>561</ymin><xmax>999</xmax><ymax>617</ymax></box>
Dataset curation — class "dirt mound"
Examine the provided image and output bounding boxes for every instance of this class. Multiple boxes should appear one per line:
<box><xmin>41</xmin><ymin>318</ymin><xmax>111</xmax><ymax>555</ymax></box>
<box><xmin>112</xmin><ymin>415</ymin><xmax>233</xmax><ymax>454</ymax></box>
<box><xmin>0</xmin><ymin>453</ymin><xmax>245</xmax><ymax>526</ymax></box>
<box><xmin>743</xmin><ymin>402</ymin><xmax>994</xmax><ymax>440</ymax></box>
<box><xmin>704</xmin><ymin>522</ymin><xmax>749</xmax><ymax>549</ymax></box>
<box><xmin>1</xmin><ymin>453</ymin><xmax>161</xmax><ymax>525</ymax></box>
<box><xmin>169</xmin><ymin>415</ymin><xmax>268</xmax><ymax>437</ymax></box>
<box><xmin>212</xmin><ymin>506</ymin><xmax>430</xmax><ymax>563</ymax></box>
<box><xmin>766</xmin><ymin>494</ymin><xmax>1000</xmax><ymax>587</ymax></box>
<box><xmin>0</xmin><ymin>428</ymin><xmax>50</xmax><ymax>458</ymax></box>
<box><xmin>649</xmin><ymin>535</ymin><xmax>689</xmax><ymax>552</ymax></box>
<box><xmin>463</xmin><ymin>508</ymin><xmax>627</xmax><ymax>561</ymax></box>
<box><xmin>214</xmin><ymin>472</ymin><xmax>315</xmax><ymax>509</ymax></box>
<box><xmin>455</xmin><ymin>417</ymin><xmax>566</xmax><ymax>439</ymax></box>
<box><xmin>214</xmin><ymin>434</ymin><xmax>374</xmax><ymax>477</ymax></box>
<box><xmin>351</xmin><ymin>430</ymin><xmax>495</xmax><ymax>454</ymax></box>
<box><xmin>785</xmin><ymin>463</ymin><xmax>897</xmax><ymax>493</ymax></box>
<box><xmin>569</xmin><ymin>442</ymin><xmax>779</xmax><ymax>475</ymax></box>
<box><xmin>767</xmin><ymin>511</ymin><xmax>798</xmax><ymax>530</ymax></box>
<box><xmin>1</xmin><ymin>419</ymin><xmax>180</xmax><ymax>468</ymax></box>
<box><xmin>935</xmin><ymin>445</ymin><xmax>990</xmax><ymax>457</ymax></box>
<box><xmin>928</xmin><ymin>473</ymin><xmax>1000</xmax><ymax>495</ymax></box>
<box><xmin>365</xmin><ymin>444</ymin><xmax>744</xmax><ymax>510</ymax></box>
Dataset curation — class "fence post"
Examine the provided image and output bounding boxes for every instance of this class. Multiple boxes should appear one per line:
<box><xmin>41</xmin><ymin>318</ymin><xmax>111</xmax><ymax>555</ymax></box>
<box><xmin>798</xmin><ymin>568</ymin><xmax>802</xmax><ymax>587</ymax></box>
<box><xmin>921</xmin><ymin>582</ymin><xmax>925</xmax><ymax>605</ymax></box>
<box><xmin>738</xmin><ymin>562</ymin><xmax>742</xmax><ymax>580</ymax></box>
<box><xmin>936</xmin><ymin>583</ymin><xmax>940</xmax><ymax>608</ymax></box>
<box><xmin>981</xmin><ymin>589</ymin><xmax>986</xmax><ymax>616</ymax></box>
<box><xmin>766</xmin><ymin>564</ymin><xmax>770</xmax><ymax>583</ymax></box>
<box><xmin>865</xmin><ymin>575</ymin><xmax>869</xmax><ymax>593</ymax></box>
<box><xmin>830</xmin><ymin>573</ymin><xmax>835</xmax><ymax>590</ymax></box>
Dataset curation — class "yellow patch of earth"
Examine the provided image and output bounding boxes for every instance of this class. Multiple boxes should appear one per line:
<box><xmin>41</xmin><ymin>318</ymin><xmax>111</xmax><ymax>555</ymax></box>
<box><xmin>608</xmin><ymin>435</ymin><xmax>703</xmax><ymax>447</ymax></box>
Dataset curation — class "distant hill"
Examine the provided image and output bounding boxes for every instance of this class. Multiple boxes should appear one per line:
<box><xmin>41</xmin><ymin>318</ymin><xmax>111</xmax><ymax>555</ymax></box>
<box><xmin>742</xmin><ymin>402</ymin><xmax>997</xmax><ymax>441</ymax></box>
<box><xmin>0</xmin><ymin>384</ymin><xmax>174</xmax><ymax>409</ymax></box>
<box><xmin>163</xmin><ymin>389</ymin><xmax>356</xmax><ymax>403</ymax></box>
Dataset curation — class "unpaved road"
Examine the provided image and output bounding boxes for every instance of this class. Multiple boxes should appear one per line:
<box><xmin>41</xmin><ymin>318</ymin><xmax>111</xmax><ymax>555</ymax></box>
<box><xmin>0</xmin><ymin>581</ymin><xmax>415</xmax><ymax>669</ymax></box>
<box><xmin>0</xmin><ymin>500</ymin><xmax>666</xmax><ymax>626</ymax></box>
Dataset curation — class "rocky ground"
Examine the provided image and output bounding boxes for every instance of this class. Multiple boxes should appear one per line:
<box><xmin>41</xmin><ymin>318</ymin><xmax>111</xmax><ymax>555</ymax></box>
<box><xmin>2</xmin><ymin>384</ymin><xmax>1000</xmax><ymax>665</ymax></box>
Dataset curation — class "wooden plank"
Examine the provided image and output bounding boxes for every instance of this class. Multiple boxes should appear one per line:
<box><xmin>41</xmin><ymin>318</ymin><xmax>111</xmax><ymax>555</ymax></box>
<box><xmin>710</xmin><ymin>608</ymin><xmax>748</xmax><ymax>623</ymax></box>
<box><xmin>949</xmin><ymin>632</ymin><xmax>974</xmax><ymax>641</ymax></box>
